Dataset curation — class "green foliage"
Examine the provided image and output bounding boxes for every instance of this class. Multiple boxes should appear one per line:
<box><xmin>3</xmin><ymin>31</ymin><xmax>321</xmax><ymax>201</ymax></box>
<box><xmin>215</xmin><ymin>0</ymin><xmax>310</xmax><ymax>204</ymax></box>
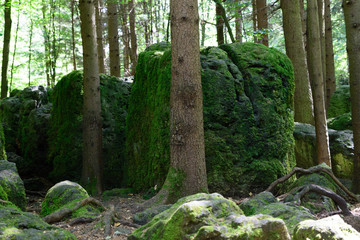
<box><xmin>328</xmin><ymin>85</ymin><xmax>351</xmax><ymax>118</ymax></box>
<box><xmin>0</xmin><ymin>185</ymin><xmax>8</xmax><ymax>201</ymax></box>
<box><xmin>126</xmin><ymin>42</ymin><xmax>295</xmax><ymax>196</ymax></box>
<box><xmin>328</xmin><ymin>112</ymin><xmax>352</xmax><ymax>130</ymax></box>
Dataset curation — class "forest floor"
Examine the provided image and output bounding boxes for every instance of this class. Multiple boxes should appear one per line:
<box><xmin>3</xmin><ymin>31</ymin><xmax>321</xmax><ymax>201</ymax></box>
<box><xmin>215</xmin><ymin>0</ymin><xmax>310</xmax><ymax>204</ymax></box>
<box><xmin>26</xmin><ymin>193</ymin><xmax>360</xmax><ymax>239</ymax></box>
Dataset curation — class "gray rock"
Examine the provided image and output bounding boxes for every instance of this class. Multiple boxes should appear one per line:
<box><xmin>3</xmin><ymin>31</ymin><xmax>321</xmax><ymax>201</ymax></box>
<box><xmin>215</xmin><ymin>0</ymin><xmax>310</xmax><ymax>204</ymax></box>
<box><xmin>133</xmin><ymin>204</ymin><xmax>172</xmax><ymax>225</ymax></box>
<box><xmin>293</xmin><ymin>215</ymin><xmax>360</xmax><ymax>240</ymax></box>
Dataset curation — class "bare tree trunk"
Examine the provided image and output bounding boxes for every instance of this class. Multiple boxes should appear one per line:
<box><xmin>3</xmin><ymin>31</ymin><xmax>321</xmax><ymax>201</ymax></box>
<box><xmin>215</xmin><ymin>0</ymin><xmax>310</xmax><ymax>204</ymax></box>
<box><xmin>79</xmin><ymin>0</ymin><xmax>103</xmax><ymax>195</ymax></box>
<box><xmin>10</xmin><ymin>2</ymin><xmax>20</xmax><ymax>93</ymax></box>
<box><xmin>307</xmin><ymin>0</ymin><xmax>331</xmax><ymax>167</ymax></box>
<box><xmin>1</xmin><ymin>0</ymin><xmax>12</xmax><ymax>98</ymax></box>
<box><xmin>252</xmin><ymin>0</ymin><xmax>258</xmax><ymax>43</ymax></box>
<box><xmin>107</xmin><ymin>0</ymin><xmax>120</xmax><ymax>77</ymax></box>
<box><xmin>235</xmin><ymin>0</ymin><xmax>243</xmax><ymax>43</ymax></box>
<box><xmin>216</xmin><ymin>1</ymin><xmax>224</xmax><ymax>45</ymax></box>
<box><xmin>120</xmin><ymin>2</ymin><xmax>130</xmax><ymax>76</ymax></box>
<box><xmin>143</xmin><ymin>1</ymin><xmax>150</xmax><ymax>47</ymax></box>
<box><xmin>343</xmin><ymin>0</ymin><xmax>360</xmax><ymax>194</ymax></box>
<box><xmin>324</xmin><ymin>0</ymin><xmax>336</xmax><ymax>111</ymax></box>
<box><xmin>129</xmin><ymin>0</ymin><xmax>137</xmax><ymax>75</ymax></box>
<box><xmin>281</xmin><ymin>0</ymin><xmax>314</xmax><ymax>125</ymax></box>
<box><xmin>317</xmin><ymin>0</ymin><xmax>326</xmax><ymax>96</ymax></box>
<box><xmin>71</xmin><ymin>0</ymin><xmax>77</xmax><ymax>71</ymax></box>
<box><xmin>95</xmin><ymin>0</ymin><xmax>105</xmax><ymax>74</ymax></box>
<box><xmin>42</xmin><ymin>0</ymin><xmax>51</xmax><ymax>86</ymax></box>
<box><xmin>28</xmin><ymin>17</ymin><xmax>33</xmax><ymax>86</ymax></box>
<box><xmin>256</xmin><ymin>0</ymin><xmax>269</xmax><ymax>46</ymax></box>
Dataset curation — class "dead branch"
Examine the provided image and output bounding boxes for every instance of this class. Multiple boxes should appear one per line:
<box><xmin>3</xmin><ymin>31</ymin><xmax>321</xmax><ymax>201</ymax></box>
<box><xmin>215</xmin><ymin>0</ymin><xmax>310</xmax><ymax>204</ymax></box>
<box><xmin>265</xmin><ymin>166</ymin><xmax>358</xmax><ymax>202</ymax></box>
<box><xmin>43</xmin><ymin>197</ymin><xmax>107</xmax><ymax>224</ymax></box>
<box><xmin>293</xmin><ymin>184</ymin><xmax>352</xmax><ymax>216</ymax></box>
<box><xmin>69</xmin><ymin>217</ymin><xmax>98</xmax><ymax>226</ymax></box>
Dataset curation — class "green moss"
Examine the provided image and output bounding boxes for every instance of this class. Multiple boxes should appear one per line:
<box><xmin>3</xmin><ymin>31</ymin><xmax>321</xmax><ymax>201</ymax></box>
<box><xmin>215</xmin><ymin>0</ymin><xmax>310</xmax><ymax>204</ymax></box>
<box><xmin>328</xmin><ymin>112</ymin><xmax>352</xmax><ymax>130</ymax></box>
<box><xmin>126</xmin><ymin>42</ymin><xmax>295</xmax><ymax>196</ymax></box>
<box><xmin>0</xmin><ymin>185</ymin><xmax>7</xmax><ymax>201</ymax></box>
<box><xmin>102</xmin><ymin>188</ymin><xmax>133</xmax><ymax>200</ymax></box>
<box><xmin>328</xmin><ymin>85</ymin><xmax>351</xmax><ymax>118</ymax></box>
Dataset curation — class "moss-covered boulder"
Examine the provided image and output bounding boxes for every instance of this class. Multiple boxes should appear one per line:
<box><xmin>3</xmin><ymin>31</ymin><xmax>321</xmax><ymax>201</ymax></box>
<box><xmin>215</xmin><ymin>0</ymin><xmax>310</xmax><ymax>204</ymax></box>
<box><xmin>328</xmin><ymin>85</ymin><xmax>351</xmax><ymax>118</ymax></box>
<box><xmin>0</xmin><ymin>160</ymin><xmax>26</xmax><ymax>210</ymax></box>
<box><xmin>240</xmin><ymin>192</ymin><xmax>315</xmax><ymax>233</ymax></box>
<box><xmin>41</xmin><ymin>180</ymin><xmax>102</xmax><ymax>219</ymax></box>
<box><xmin>48</xmin><ymin>71</ymin><xmax>131</xmax><ymax>188</ymax></box>
<box><xmin>126</xmin><ymin>42</ymin><xmax>295</xmax><ymax>196</ymax></box>
<box><xmin>0</xmin><ymin>85</ymin><xmax>51</xmax><ymax>177</ymax></box>
<box><xmin>294</xmin><ymin>122</ymin><xmax>353</xmax><ymax>179</ymax></box>
<box><xmin>328</xmin><ymin>112</ymin><xmax>352</xmax><ymax>130</ymax></box>
<box><xmin>129</xmin><ymin>193</ymin><xmax>291</xmax><ymax>240</ymax></box>
<box><xmin>0</xmin><ymin>205</ymin><xmax>76</xmax><ymax>240</ymax></box>
<box><xmin>293</xmin><ymin>215</ymin><xmax>360</xmax><ymax>239</ymax></box>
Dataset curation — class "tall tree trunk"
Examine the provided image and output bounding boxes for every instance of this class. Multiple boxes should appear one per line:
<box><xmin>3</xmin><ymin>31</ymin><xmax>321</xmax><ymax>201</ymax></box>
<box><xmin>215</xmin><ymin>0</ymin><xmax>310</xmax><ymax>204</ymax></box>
<box><xmin>79</xmin><ymin>0</ymin><xmax>103</xmax><ymax>195</ymax></box>
<box><xmin>129</xmin><ymin>0</ymin><xmax>138</xmax><ymax>75</ymax></box>
<box><xmin>281</xmin><ymin>0</ymin><xmax>314</xmax><ymax>125</ymax></box>
<box><xmin>214</xmin><ymin>0</ymin><xmax>235</xmax><ymax>43</ymax></box>
<box><xmin>28</xmin><ymin>18</ymin><xmax>33</xmax><ymax>86</ymax></box>
<box><xmin>343</xmin><ymin>0</ymin><xmax>360</xmax><ymax>193</ymax></box>
<box><xmin>307</xmin><ymin>0</ymin><xmax>331</xmax><ymax>167</ymax></box>
<box><xmin>95</xmin><ymin>0</ymin><xmax>105</xmax><ymax>74</ymax></box>
<box><xmin>317</xmin><ymin>0</ymin><xmax>326</xmax><ymax>96</ymax></box>
<box><xmin>107</xmin><ymin>1</ymin><xmax>120</xmax><ymax>77</ymax></box>
<box><xmin>71</xmin><ymin>0</ymin><xmax>77</xmax><ymax>70</ymax></box>
<box><xmin>324</xmin><ymin>0</ymin><xmax>336</xmax><ymax>111</ymax></box>
<box><xmin>216</xmin><ymin>1</ymin><xmax>224</xmax><ymax>45</ymax></box>
<box><xmin>252</xmin><ymin>0</ymin><xmax>258</xmax><ymax>43</ymax></box>
<box><xmin>50</xmin><ymin>0</ymin><xmax>58</xmax><ymax>87</ymax></box>
<box><xmin>1</xmin><ymin>0</ymin><xmax>12</xmax><ymax>98</ymax></box>
<box><xmin>42</xmin><ymin>0</ymin><xmax>51</xmax><ymax>86</ymax></box>
<box><xmin>143</xmin><ymin>1</ymin><xmax>150</xmax><ymax>47</ymax></box>
<box><xmin>235</xmin><ymin>0</ymin><xmax>243</xmax><ymax>43</ymax></box>
<box><xmin>10</xmin><ymin>2</ymin><xmax>20</xmax><ymax>94</ymax></box>
<box><xmin>120</xmin><ymin>2</ymin><xmax>130</xmax><ymax>76</ymax></box>
<box><xmin>256</xmin><ymin>0</ymin><xmax>269</xmax><ymax>46</ymax></box>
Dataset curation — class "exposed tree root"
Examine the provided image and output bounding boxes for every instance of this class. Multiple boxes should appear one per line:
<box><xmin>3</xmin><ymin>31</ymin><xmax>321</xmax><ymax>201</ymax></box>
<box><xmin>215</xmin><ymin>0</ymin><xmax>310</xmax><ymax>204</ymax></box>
<box><xmin>69</xmin><ymin>217</ymin><xmax>98</xmax><ymax>226</ymax></box>
<box><xmin>43</xmin><ymin>197</ymin><xmax>106</xmax><ymax>224</ymax></box>
<box><xmin>292</xmin><ymin>184</ymin><xmax>352</xmax><ymax>216</ymax></box>
<box><xmin>265</xmin><ymin>166</ymin><xmax>358</xmax><ymax>202</ymax></box>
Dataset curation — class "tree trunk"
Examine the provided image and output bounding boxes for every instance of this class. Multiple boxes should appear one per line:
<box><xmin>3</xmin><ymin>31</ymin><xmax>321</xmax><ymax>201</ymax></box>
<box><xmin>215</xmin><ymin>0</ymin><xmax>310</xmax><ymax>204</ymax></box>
<box><xmin>95</xmin><ymin>0</ymin><xmax>105</xmax><ymax>74</ymax></box>
<box><xmin>143</xmin><ymin>1</ymin><xmax>150</xmax><ymax>47</ymax></box>
<box><xmin>307</xmin><ymin>0</ymin><xmax>331</xmax><ymax>167</ymax></box>
<box><xmin>343</xmin><ymin>0</ymin><xmax>360</xmax><ymax>194</ymax></box>
<box><xmin>120</xmin><ymin>2</ymin><xmax>130</xmax><ymax>76</ymax></box>
<box><xmin>71</xmin><ymin>0</ymin><xmax>77</xmax><ymax>70</ymax></box>
<box><xmin>324</xmin><ymin>0</ymin><xmax>336</xmax><ymax>111</ymax></box>
<box><xmin>10</xmin><ymin>2</ymin><xmax>20</xmax><ymax>93</ymax></box>
<box><xmin>107</xmin><ymin>0</ymin><xmax>120</xmax><ymax>77</ymax></box>
<box><xmin>28</xmin><ymin>18</ymin><xmax>33</xmax><ymax>86</ymax></box>
<box><xmin>235</xmin><ymin>0</ymin><xmax>243</xmax><ymax>43</ymax></box>
<box><xmin>79</xmin><ymin>0</ymin><xmax>103</xmax><ymax>195</ymax></box>
<box><xmin>281</xmin><ymin>0</ymin><xmax>314</xmax><ymax>125</ymax></box>
<box><xmin>158</xmin><ymin>0</ymin><xmax>208</xmax><ymax>204</ymax></box>
<box><xmin>1</xmin><ymin>0</ymin><xmax>12</xmax><ymax>98</ymax></box>
<box><xmin>252</xmin><ymin>0</ymin><xmax>258</xmax><ymax>43</ymax></box>
<box><xmin>129</xmin><ymin>0</ymin><xmax>138</xmax><ymax>75</ymax></box>
<box><xmin>50</xmin><ymin>0</ymin><xmax>58</xmax><ymax>87</ymax></box>
<box><xmin>256</xmin><ymin>0</ymin><xmax>269</xmax><ymax>46</ymax></box>
<box><xmin>216</xmin><ymin>2</ymin><xmax>224</xmax><ymax>45</ymax></box>
<box><xmin>317</xmin><ymin>0</ymin><xmax>326</xmax><ymax>96</ymax></box>
<box><xmin>42</xmin><ymin>0</ymin><xmax>51</xmax><ymax>86</ymax></box>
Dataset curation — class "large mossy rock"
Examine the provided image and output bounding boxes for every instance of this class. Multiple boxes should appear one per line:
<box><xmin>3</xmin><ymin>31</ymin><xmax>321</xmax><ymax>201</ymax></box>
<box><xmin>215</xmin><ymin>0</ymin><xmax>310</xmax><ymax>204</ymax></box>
<box><xmin>0</xmin><ymin>160</ymin><xmax>26</xmax><ymax>210</ymax></box>
<box><xmin>129</xmin><ymin>193</ymin><xmax>291</xmax><ymax>240</ymax></box>
<box><xmin>328</xmin><ymin>85</ymin><xmax>350</xmax><ymax>118</ymax></box>
<box><xmin>41</xmin><ymin>180</ymin><xmax>102</xmax><ymax>219</ymax></box>
<box><xmin>294</xmin><ymin>122</ymin><xmax>353</xmax><ymax>179</ymax></box>
<box><xmin>293</xmin><ymin>215</ymin><xmax>360</xmax><ymax>239</ymax></box>
<box><xmin>0</xmin><ymin>205</ymin><xmax>76</xmax><ymax>240</ymax></box>
<box><xmin>126</xmin><ymin>42</ymin><xmax>295</xmax><ymax>196</ymax></box>
<box><xmin>48</xmin><ymin>71</ymin><xmax>131</xmax><ymax>188</ymax></box>
<box><xmin>0</xmin><ymin>86</ymin><xmax>51</xmax><ymax>177</ymax></box>
<box><xmin>240</xmin><ymin>192</ymin><xmax>315</xmax><ymax>234</ymax></box>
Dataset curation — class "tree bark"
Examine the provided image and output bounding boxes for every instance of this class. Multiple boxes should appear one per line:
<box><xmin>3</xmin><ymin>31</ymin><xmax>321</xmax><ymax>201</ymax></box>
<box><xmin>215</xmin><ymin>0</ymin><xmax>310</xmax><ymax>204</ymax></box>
<box><xmin>324</xmin><ymin>0</ymin><xmax>336</xmax><ymax>111</ymax></box>
<box><xmin>71</xmin><ymin>0</ymin><xmax>77</xmax><ymax>71</ymax></box>
<box><xmin>107</xmin><ymin>0</ymin><xmax>120</xmax><ymax>77</ymax></box>
<box><xmin>317</xmin><ymin>0</ymin><xmax>327</xmax><ymax>96</ymax></box>
<box><xmin>129</xmin><ymin>0</ymin><xmax>138</xmax><ymax>75</ymax></box>
<box><xmin>307</xmin><ymin>0</ymin><xmax>331</xmax><ymax>167</ymax></box>
<box><xmin>120</xmin><ymin>2</ymin><xmax>130</xmax><ymax>76</ymax></box>
<box><xmin>281</xmin><ymin>0</ymin><xmax>314</xmax><ymax>125</ymax></box>
<box><xmin>95</xmin><ymin>0</ymin><xmax>105</xmax><ymax>74</ymax></box>
<box><xmin>343</xmin><ymin>0</ymin><xmax>360</xmax><ymax>194</ymax></box>
<box><xmin>256</xmin><ymin>0</ymin><xmax>269</xmax><ymax>46</ymax></box>
<box><xmin>216</xmin><ymin>1</ymin><xmax>224</xmax><ymax>45</ymax></box>
<box><xmin>252</xmin><ymin>0</ymin><xmax>258</xmax><ymax>43</ymax></box>
<box><xmin>79</xmin><ymin>0</ymin><xmax>103</xmax><ymax>195</ymax></box>
<box><xmin>235</xmin><ymin>0</ymin><xmax>243</xmax><ymax>43</ymax></box>
<box><xmin>1</xmin><ymin>0</ymin><xmax>12</xmax><ymax>98</ymax></box>
<box><xmin>9</xmin><ymin>2</ymin><xmax>20</xmax><ymax>93</ymax></box>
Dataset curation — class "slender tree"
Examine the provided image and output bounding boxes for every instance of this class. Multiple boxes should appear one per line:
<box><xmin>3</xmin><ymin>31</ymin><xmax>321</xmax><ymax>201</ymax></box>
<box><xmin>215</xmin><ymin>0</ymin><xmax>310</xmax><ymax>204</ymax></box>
<box><xmin>307</xmin><ymin>0</ymin><xmax>331</xmax><ymax>167</ymax></box>
<box><xmin>71</xmin><ymin>0</ymin><xmax>77</xmax><ymax>70</ymax></box>
<box><xmin>324</xmin><ymin>0</ymin><xmax>336</xmax><ymax>110</ymax></box>
<box><xmin>79</xmin><ymin>0</ymin><xmax>103</xmax><ymax>195</ymax></box>
<box><xmin>216</xmin><ymin>1</ymin><xmax>225</xmax><ymax>45</ymax></box>
<box><xmin>10</xmin><ymin>0</ymin><xmax>20</xmax><ymax>93</ymax></box>
<box><xmin>235</xmin><ymin>0</ymin><xmax>243</xmax><ymax>43</ymax></box>
<box><xmin>281</xmin><ymin>0</ymin><xmax>314</xmax><ymax>125</ymax></box>
<box><xmin>317</xmin><ymin>0</ymin><xmax>326</xmax><ymax>94</ymax></box>
<box><xmin>108</xmin><ymin>0</ymin><xmax>121</xmax><ymax>77</ymax></box>
<box><xmin>120</xmin><ymin>2</ymin><xmax>130</xmax><ymax>76</ymax></box>
<box><xmin>343</xmin><ymin>0</ymin><xmax>360</xmax><ymax>193</ymax></box>
<box><xmin>252</xmin><ymin>0</ymin><xmax>258</xmax><ymax>43</ymax></box>
<box><xmin>1</xmin><ymin>0</ymin><xmax>12</xmax><ymax>98</ymax></box>
<box><xmin>95</xmin><ymin>0</ymin><xmax>105</xmax><ymax>74</ymax></box>
<box><xmin>256</xmin><ymin>0</ymin><xmax>268</xmax><ymax>46</ymax></box>
<box><xmin>129</xmin><ymin>0</ymin><xmax>138</xmax><ymax>75</ymax></box>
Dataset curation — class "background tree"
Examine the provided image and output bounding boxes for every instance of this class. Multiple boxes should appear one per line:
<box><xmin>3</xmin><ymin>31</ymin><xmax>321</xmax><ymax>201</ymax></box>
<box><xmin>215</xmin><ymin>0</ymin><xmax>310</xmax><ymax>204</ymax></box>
<box><xmin>343</xmin><ymin>0</ymin><xmax>360</xmax><ymax>193</ymax></box>
<box><xmin>281</xmin><ymin>0</ymin><xmax>314</xmax><ymax>125</ymax></box>
<box><xmin>307</xmin><ymin>0</ymin><xmax>331</xmax><ymax>167</ymax></box>
<box><xmin>1</xmin><ymin>0</ymin><xmax>12</xmax><ymax>98</ymax></box>
<box><xmin>129</xmin><ymin>0</ymin><xmax>138</xmax><ymax>75</ymax></box>
<box><xmin>107</xmin><ymin>0</ymin><xmax>120</xmax><ymax>77</ymax></box>
<box><xmin>79</xmin><ymin>0</ymin><xmax>103</xmax><ymax>195</ymax></box>
<box><xmin>95</xmin><ymin>0</ymin><xmax>105</xmax><ymax>74</ymax></box>
<box><xmin>256</xmin><ymin>0</ymin><xmax>268</xmax><ymax>46</ymax></box>
<box><xmin>215</xmin><ymin>0</ymin><xmax>225</xmax><ymax>45</ymax></box>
